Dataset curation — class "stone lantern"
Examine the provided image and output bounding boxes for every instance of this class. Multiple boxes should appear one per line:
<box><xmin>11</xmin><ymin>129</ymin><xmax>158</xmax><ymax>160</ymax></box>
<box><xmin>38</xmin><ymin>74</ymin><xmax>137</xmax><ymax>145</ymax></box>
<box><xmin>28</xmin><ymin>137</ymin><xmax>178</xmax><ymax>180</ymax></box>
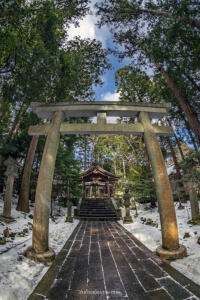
<box><xmin>66</xmin><ymin>200</ymin><xmax>73</xmax><ymax>222</ymax></box>
<box><xmin>1</xmin><ymin>157</ymin><xmax>18</xmax><ymax>222</ymax></box>
<box><xmin>123</xmin><ymin>187</ymin><xmax>133</xmax><ymax>224</ymax></box>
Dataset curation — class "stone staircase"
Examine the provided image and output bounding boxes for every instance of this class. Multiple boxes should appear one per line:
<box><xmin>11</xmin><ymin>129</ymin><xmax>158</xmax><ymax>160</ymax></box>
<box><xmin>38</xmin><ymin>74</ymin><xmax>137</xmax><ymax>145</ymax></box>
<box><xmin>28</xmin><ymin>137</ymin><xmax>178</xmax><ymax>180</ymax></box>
<box><xmin>78</xmin><ymin>198</ymin><xmax>119</xmax><ymax>221</ymax></box>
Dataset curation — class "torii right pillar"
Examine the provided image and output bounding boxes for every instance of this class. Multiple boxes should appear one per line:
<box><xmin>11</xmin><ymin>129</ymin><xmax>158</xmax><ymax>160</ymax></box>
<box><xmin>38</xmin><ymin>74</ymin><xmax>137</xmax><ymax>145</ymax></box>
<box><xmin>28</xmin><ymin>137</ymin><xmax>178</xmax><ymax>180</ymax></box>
<box><xmin>140</xmin><ymin>112</ymin><xmax>186</xmax><ymax>259</ymax></box>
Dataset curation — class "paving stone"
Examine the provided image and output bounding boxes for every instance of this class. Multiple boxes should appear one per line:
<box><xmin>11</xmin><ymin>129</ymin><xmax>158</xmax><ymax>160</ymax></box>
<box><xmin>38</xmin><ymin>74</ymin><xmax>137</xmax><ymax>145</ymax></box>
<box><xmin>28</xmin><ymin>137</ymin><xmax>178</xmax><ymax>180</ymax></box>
<box><xmin>62</xmin><ymin>240</ymin><xmax>73</xmax><ymax>251</ymax></box>
<box><xmin>91</xmin><ymin>233</ymin><xmax>98</xmax><ymax>243</ymax></box>
<box><xmin>184</xmin><ymin>285</ymin><xmax>200</xmax><ymax>299</ymax></box>
<box><xmin>109</xmin><ymin>241</ymin><xmax>147</xmax><ymax>299</ymax></box>
<box><xmin>57</xmin><ymin>256</ymin><xmax>77</xmax><ymax>280</ymax></box>
<box><xmin>99</xmin><ymin>242</ymin><xmax>126</xmax><ymax>297</ymax></box>
<box><xmin>125</xmin><ymin>252</ymin><xmax>142</xmax><ymax>270</ymax></box>
<box><xmin>28</xmin><ymin>294</ymin><xmax>45</xmax><ymax>300</ymax></box>
<box><xmin>122</xmin><ymin>237</ymin><xmax>137</xmax><ymax>248</ymax></box>
<box><xmin>88</xmin><ymin>249</ymin><xmax>105</xmax><ymax>291</ymax></box>
<box><xmin>82</xmin><ymin>235</ymin><xmax>90</xmax><ymax>244</ymax></box>
<box><xmin>79</xmin><ymin>243</ymin><xmax>90</xmax><ymax>255</ymax></box>
<box><xmin>135</xmin><ymin>270</ymin><xmax>161</xmax><ymax>291</ymax></box>
<box><xmin>147</xmin><ymin>288</ymin><xmax>172</xmax><ymax>300</ymax></box>
<box><xmin>131</xmin><ymin>246</ymin><xmax>148</xmax><ymax>259</ymax></box>
<box><xmin>158</xmin><ymin>277</ymin><xmax>192</xmax><ymax>299</ymax></box>
<box><xmin>67</xmin><ymin>289</ymin><xmax>105</xmax><ymax>300</ymax></box>
<box><xmin>110</xmin><ymin>241</ymin><xmax>139</xmax><ymax>271</ymax></box>
<box><xmin>67</xmin><ymin>289</ymin><xmax>89</xmax><ymax>300</ymax></box>
<box><xmin>185</xmin><ymin>297</ymin><xmax>200</xmax><ymax>300</ymax></box>
<box><xmin>141</xmin><ymin>258</ymin><xmax>167</xmax><ymax>278</ymax></box>
<box><xmin>46</xmin><ymin>279</ymin><xmax>69</xmax><ymax>299</ymax></box>
<box><xmin>68</xmin><ymin>240</ymin><xmax>82</xmax><ymax>257</ymax></box>
<box><xmin>69</xmin><ymin>254</ymin><xmax>89</xmax><ymax>292</ymax></box>
<box><xmin>161</xmin><ymin>263</ymin><xmax>200</xmax><ymax>298</ymax></box>
<box><xmin>100</xmin><ymin>243</ymin><xmax>112</xmax><ymax>257</ymax></box>
<box><xmin>28</xmin><ymin>221</ymin><xmax>200</xmax><ymax>300</ymax></box>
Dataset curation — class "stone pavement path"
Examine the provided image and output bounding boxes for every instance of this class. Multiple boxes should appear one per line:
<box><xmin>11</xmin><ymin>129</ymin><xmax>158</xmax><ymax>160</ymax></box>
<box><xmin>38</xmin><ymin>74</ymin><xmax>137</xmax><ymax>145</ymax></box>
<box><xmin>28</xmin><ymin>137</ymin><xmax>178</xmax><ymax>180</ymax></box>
<box><xmin>28</xmin><ymin>221</ymin><xmax>200</xmax><ymax>300</ymax></box>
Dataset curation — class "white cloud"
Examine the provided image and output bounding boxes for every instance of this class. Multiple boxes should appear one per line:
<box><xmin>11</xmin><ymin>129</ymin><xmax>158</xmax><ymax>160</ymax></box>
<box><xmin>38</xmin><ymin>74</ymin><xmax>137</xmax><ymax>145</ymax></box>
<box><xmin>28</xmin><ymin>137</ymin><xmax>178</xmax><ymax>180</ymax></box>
<box><xmin>67</xmin><ymin>2</ymin><xmax>111</xmax><ymax>47</ymax></box>
<box><xmin>68</xmin><ymin>14</ymin><xmax>96</xmax><ymax>40</ymax></box>
<box><xmin>100</xmin><ymin>91</ymin><xmax>120</xmax><ymax>102</ymax></box>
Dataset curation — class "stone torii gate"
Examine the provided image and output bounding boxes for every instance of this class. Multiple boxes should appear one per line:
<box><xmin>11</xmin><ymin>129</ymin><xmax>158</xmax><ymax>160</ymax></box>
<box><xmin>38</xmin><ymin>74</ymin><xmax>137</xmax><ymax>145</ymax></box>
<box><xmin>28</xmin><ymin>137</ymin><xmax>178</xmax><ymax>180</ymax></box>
<box><xmin>26</xmin><ymin>101</ymin><xmax>186</xmax><ymax>264</ymax></box>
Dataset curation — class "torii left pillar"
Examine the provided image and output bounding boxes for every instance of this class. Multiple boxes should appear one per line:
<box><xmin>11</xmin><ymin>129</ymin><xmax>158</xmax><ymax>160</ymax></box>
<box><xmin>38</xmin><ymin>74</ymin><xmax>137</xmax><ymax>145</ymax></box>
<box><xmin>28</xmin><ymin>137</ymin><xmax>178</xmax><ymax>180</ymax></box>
<box><xmin>26</xmin><ymin>111</ymin><xmax>64</xmax><ymax>265</ymax></box>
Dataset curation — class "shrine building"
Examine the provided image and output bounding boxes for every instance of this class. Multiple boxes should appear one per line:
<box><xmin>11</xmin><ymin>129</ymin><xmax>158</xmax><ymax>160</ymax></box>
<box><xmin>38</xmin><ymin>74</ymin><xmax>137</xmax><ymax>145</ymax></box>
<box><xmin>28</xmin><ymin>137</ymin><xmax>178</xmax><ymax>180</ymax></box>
<box><xmin>82</xmin><ymin>164</ymin><xmax>120</xmax><ymax>199</ymax></box>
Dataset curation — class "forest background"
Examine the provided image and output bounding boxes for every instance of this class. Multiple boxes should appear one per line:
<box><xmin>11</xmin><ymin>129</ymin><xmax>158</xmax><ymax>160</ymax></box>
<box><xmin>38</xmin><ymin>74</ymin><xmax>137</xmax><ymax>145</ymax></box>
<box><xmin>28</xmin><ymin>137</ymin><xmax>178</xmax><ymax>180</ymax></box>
<box><xmin>0</xmin><ymin>0</ymin><xmax>199</xmax><ymax>215</ymax></box>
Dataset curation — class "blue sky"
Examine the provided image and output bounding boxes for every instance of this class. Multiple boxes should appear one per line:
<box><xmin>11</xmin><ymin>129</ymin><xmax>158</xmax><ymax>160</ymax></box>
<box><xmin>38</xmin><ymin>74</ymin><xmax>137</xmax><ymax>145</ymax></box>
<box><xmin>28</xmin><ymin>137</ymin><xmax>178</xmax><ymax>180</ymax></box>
<box><xmin>95</xmin><ymin>53</ymin><xmax>125</xmax><ymax>100</ymax></box>
<box><xmin>67</xmin><ymin>2</ymin><xmax>126</xmax><ymax>102</ymax></box>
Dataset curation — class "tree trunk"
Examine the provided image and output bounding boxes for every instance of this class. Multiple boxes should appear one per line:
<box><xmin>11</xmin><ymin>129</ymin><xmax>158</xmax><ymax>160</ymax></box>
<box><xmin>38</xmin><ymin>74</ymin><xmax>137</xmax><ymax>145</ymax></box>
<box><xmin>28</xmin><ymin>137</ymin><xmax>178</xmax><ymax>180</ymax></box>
<box><xmin>156</xmin><ymin>63</ymin><xmax>200</xmax><ymax>147</ymax></box>
<box><xmin>166</xmin><ymin>118</ymin><xmax>185</xmax><ymax>161</ymax></box>
<box><xmin>185</xmin><ymin>172</ymin><xmax>200</xmax><ymax>220</ymax></box>
<box><xmin>187</xmin><ymin>128</ymin><xmax>199</xmax><ymax>153</ymax></box>
<box><xmin>174</xmin><ymin>133</ymin><xmax>185</xmax><ymax>161</ymax></box>
<box><xmin>122</xmin><ymin>158</ymin><xmax>126</xmax><ymax>179</ymax></box>
<box><xmin>114</xmin><ymin>159</ymin><xmax>117</xmax><ymax>174</ymax></box>
<box><xmin>9</xmin><ymin>104</ymin><xmax>29</xmax><ymax>142</ymax></box>
<box><xmin>141</xmin><ymin>8</ymin><xmax>200</xmax><ymax>29</ymax></box>
<box><xmin>166</xmin><ymin>137</ymin><xmax>187</xmax><ymax>203</ymax></box>
<box><xmin>17</xmin><ymin>136</ymin><xmax>39</xmax><ymax>213</ymax></box>
<box><xmin>185</xmin><ymin>74</ymin><xmax>200</xmax><ymax>93</ymax></box>
<box><xmin>143</xmin><ymin>138</ymin><xmax>156</xmax><ymax>208</ymax></box>
<box><xmin>84</xmin><ymin>137</ymin><xmax>87</xmax><ymax>170</ymax></box>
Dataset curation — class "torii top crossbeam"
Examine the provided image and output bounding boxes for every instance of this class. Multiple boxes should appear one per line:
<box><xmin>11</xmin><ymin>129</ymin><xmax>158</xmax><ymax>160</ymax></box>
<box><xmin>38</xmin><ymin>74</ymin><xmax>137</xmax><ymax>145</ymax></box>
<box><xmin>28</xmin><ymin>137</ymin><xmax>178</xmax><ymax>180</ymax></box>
<box><xmin>29</xmin><ymin>101</ymin><xmax>173</xmax><ymax>136</ymax></box>
<box><xmin>31</xmin><ymin>101</ymin><xmax>170</xmax><ymax>119</ymax></box>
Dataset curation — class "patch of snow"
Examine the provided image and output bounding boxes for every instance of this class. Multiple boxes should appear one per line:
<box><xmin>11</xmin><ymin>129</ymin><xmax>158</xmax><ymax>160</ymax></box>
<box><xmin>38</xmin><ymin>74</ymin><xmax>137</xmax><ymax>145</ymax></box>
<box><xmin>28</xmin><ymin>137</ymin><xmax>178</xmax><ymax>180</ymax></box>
<box><xmin>0</xmin><ymin>194</ymin><xmax>79</xmax><ymax>300</ymax></box>
<box><xmin>119</xmin><ymin>202</ymin><xmax>200</xmax><ymax>286</ymax></box>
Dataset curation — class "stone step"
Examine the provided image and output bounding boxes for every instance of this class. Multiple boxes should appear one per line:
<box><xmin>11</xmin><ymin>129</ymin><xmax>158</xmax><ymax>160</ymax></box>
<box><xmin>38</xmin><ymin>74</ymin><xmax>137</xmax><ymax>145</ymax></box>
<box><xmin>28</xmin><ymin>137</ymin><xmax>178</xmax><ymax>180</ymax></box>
<box><xmin>80</xmin><ymin>207</ymin><xmax>114</xmax><ymax>210</ymax></box>
<box><xmin>80</xmin><ymin>209</ymin><xmax>115</xmax><ymax>212</ymax></box>
<box><xmin>79</xmin><ymin>197</ymin><xmax>117</xmax><ymax>221</ymax></box>
<box><xmin>81</xmin><ymin>203</ymin><xmax>109</xmax><ymax>207</ymax></box>
<box><xmin>79</xmin><ymin>210</ymin><xmax>116</xmax><ymax>213</ymax></box>
<box><xmin>80</xmin><ymin>207</ymin><xmax>115</xmax><ymax>211</ymax></box>
<box><xmin>79</xmin><ymin>214</ymin><xmax>117</xmax><ymax>217</ymax></box>
<box><xmin>78</xmin><ymin>216</ymin><xmax>120</xmax><ymax>221</ymax></box>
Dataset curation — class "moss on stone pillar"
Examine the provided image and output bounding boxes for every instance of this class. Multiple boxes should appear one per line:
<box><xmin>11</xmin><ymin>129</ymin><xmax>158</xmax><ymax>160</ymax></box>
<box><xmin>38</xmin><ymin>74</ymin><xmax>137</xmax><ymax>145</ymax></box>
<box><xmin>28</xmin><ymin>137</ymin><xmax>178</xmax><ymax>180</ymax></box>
<box><xmin>26</xmin><ymin>111</ymin><xmax>64</xmax><ymax>263</ymax></box>
<box><xmin>140</xmin><ymin>112</ymin><xmax>186</xmax><ymax>258</ymax></box>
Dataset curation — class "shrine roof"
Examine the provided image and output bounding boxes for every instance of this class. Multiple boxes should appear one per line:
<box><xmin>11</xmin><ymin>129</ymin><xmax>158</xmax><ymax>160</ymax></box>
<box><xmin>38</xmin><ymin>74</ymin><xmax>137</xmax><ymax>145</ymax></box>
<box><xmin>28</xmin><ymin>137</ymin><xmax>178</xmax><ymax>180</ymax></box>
<box><xmin>82</xmin><ymin>165</ymin><xmax>120</xmax><ymax>181</ymax></box>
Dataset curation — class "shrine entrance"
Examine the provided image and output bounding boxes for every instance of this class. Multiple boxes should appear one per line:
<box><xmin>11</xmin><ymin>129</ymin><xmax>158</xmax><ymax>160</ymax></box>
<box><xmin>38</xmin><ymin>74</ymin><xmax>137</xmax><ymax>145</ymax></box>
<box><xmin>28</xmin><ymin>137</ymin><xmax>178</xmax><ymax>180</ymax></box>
<box><xmin>25</xmin><ymin>101</ymin><xmax>187</xmax><ymax>264</ymax></box>
<box><xmin>82</xmin><ymin>164</ymin><xmax>120</xmax><ymax>199</ymax></box>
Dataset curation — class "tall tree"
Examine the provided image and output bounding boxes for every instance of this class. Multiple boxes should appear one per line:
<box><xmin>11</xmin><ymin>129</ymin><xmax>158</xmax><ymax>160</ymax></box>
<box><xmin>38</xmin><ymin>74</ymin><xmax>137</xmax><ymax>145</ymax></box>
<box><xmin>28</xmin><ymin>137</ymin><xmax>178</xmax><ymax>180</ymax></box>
<box><xmin>96</xmin><ymin>0</ymin><xmax>200</xmax><ymax>146</ymax></box>
<box><xmin>0</xmin><ymin>0</ymin><xmax>111</xmax><ymax>212</ymax></box>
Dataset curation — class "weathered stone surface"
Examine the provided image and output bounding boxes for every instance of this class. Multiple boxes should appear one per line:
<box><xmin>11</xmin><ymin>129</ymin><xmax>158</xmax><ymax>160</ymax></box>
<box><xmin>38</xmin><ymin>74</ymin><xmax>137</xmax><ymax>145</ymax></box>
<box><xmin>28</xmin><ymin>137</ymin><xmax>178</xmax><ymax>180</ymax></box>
<box><xmin>25</xmin><ymin>246</ymin><xmax>55</xmax><ymax>265</ymax></box>
<box><xmin>2</xmin><ymin>157</ymin><xmax>18</xmax><ymax>218</ymax></box>
<box><xmin>123</xmin><ymin>215</ymin><xmax>133</xmax><ymax>224</ymax></box>
<box><xmin>3</xmin><ymin>176</ymin><xmax>15</xmax><ymax>218</ymax></box>
<box><xmin>158</xmin><ymin>277</ymin><xmax>191</xmax><ymax>299</ymax></box>
<box><xmin>29</xmin><ymin>123</ymin><xmax>173</xmax><ymax>136</ymax></box>
<box><xmin>4</xmin><ymin>157</ymin><xmax>18</xmax><ymax>177</ymax></box>
<box><xmin>156</xmin><ymin>244</ymin><xmax>187</xmax><ymax>260</ymax></box>
<box><xmin>140</xmin><ymin>111</ymin><xmax>180</xmax><ymax>251</ymax></box>
<box><xmin>30</xmin><ymin>101</ymin><xmax>171</xmax><ymax>119</ymax></box>
<box><xmin>31</xmin><ymin>111</ymin><xmax>64</xmax><ymax>254</ymax></box>
<box><xmin>28</xmin><ymin>221</ymin><xmax>200</xmax><ymax>300</ymax></box>
<box><xmin>0</xmin><ymin>215</ymin><xmax>15</xmax><ymax>223</ymax></box>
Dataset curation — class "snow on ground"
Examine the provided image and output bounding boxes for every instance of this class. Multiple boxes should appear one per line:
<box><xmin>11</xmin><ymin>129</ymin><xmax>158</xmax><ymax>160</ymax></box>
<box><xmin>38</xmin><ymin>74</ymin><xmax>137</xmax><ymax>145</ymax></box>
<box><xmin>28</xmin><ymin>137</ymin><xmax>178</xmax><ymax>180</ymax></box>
<box><xmin>0</xmin><ymin>194</ymin><xmax>199</xmax><ymax>300</ymax></box>
<box><xmin>119</xmin><ymin>201</ymin><xmax>200</xmax><ymax>286</ymax></box>
<box><xmin>0</xmin><ymin>194</ymin><xmax>79</xmax><ymax>300</ymax></box>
